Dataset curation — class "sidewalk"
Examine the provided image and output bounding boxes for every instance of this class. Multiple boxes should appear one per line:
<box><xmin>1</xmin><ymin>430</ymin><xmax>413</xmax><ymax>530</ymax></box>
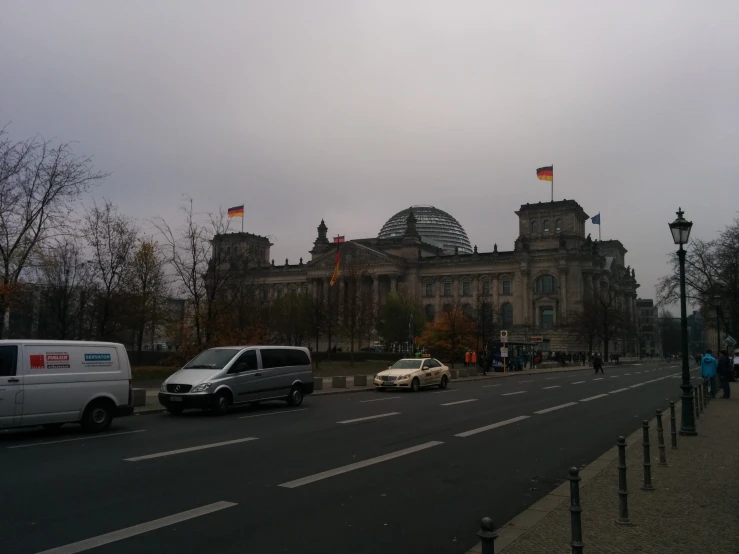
<box><xmin>473</xmin><ymin>382</ymin><xmax>739</xmax><ymax>553</ymax></box>
<box><xmin>134</xmin><ymin>360</ymin><xmax>665</xmax><ymax>414</ymax></box>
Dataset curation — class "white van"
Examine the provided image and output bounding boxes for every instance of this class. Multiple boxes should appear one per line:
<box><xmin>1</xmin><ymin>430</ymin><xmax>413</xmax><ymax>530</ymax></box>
<box><xmin>0</xmin><ymin>340</ymin><xmax>134</xmax><ymax>432</ymax></box>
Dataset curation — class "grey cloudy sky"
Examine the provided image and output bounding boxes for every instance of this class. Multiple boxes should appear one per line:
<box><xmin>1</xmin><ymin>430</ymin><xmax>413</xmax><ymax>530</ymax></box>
<box><xmin>2</xmin><ymin>1</ymin><xmax>738</xmax><ymax>299</ymax></box>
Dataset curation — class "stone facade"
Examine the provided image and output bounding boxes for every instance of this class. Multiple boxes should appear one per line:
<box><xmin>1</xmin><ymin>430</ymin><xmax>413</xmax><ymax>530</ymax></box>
<box><xmin>211</xmin><ymin>200</ymin><xmax>641</xmax><ymax>353</ymax></box>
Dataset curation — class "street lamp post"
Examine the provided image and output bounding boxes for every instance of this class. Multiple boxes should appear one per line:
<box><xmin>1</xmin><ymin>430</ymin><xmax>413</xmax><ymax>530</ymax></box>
<box><xmin>669</xmin><ymin>208</ymin><xmax>696</xmax><ymax>436</ymax></box>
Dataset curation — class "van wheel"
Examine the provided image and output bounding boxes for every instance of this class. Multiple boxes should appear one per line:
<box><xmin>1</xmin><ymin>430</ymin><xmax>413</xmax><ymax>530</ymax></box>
<box><xmin>167</xmin><ymin>405</ymin><xmax>184</xmax><ymax>416</ymax></box>
<box><xmin>42</xmin><ymin>423</ymin><xmax>64</xmax><ymax>431</ymax></box>
<box><xmin>212</xmin><ymin>391</ymin><xmax>231</xmax><ymax>416</ymax></box>
<box><xmin>439</xmin><ymin>375</ymin><xmax>449</xmax><ymax>389</ymax></box>
<box><xmin>287</xmin><ymin>385</ymin><xmax>304</xmax><ymax>406</ymax></box>
<box><xmin>81</xmin><ymin>400</ymin><xmax>113</xmax><ymax>432</ymax></box>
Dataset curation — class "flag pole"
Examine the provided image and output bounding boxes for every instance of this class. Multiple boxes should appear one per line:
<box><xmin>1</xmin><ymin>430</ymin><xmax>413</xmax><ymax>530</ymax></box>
<box><xmin>551</xmin><ymin>164</ymin><xmax>554</xmax><ymax>202</ymax></box>
<box><xmin>242</xmin><ymin>205</ymin><xmax>244</xmax><ymax>233</ymax></box>
<box><xmin>599</xmin><ymin>217</ymin><xmax>601</xmax><ymax>241</ymax></box>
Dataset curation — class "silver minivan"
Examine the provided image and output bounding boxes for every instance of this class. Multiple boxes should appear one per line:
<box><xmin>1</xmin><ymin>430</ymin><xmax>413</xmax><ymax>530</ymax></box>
<box><xmin>158</xmin><ymin>346</ymin><xmax>314</xmax><ymax>415</ymax></box>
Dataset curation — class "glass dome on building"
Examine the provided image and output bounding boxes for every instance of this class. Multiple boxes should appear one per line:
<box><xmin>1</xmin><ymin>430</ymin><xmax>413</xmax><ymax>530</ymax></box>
<box><xmin>378</xmin><ymin>205</ymin><xmax>473</xmax><ymax>254</ymax></box>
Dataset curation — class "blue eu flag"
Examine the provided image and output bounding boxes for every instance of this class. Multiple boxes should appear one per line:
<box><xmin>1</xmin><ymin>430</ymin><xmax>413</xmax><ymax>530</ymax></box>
<box><xmin>591</xmin><ymin>213</ymin><xmax>601</xmax><ymax>225</ymax></box>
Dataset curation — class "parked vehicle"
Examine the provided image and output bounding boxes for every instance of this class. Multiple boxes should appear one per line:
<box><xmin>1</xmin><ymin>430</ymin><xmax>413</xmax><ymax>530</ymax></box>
<box><xmin>158</xmin><ymin>346</ymin><xmax>314</xmax><ymax>415</ymax></box>
<box><xmin>0</xmin><ymin>340</ymin><xmax>134</xmax><ymax>432</ymax></box>
<box><xmin>373</xmin><ymin>358</ymin><xmax>451</xmax><ymax>391</ymax></box>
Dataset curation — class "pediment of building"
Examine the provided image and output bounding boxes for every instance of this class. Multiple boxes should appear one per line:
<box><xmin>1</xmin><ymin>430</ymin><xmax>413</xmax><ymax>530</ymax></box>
<box><xmin>309</xmin><ymin>242</ymin><xmax>398</xmax><ymax>271</ymax></box>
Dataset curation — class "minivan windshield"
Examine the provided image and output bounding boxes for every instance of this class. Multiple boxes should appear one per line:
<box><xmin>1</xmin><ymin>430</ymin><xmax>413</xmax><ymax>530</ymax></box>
<box><xmin>390</xmin><ymin>359</ymin><xmax>423</xmax><ymax>370</ymax></box>
<box><xmin>183</xmin><ymin>349</ymin><xmax>240</xmax><ymax>370</ymax></box>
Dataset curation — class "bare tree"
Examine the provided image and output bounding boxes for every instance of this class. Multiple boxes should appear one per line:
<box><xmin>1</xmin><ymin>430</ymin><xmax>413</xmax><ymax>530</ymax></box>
<box><xmin>84</xmin><ymin>200</ymin><xmax>139</xmax><ymax>340</ymax></box>
<box><xmin>35</xmin><ymin>236</ymin><xmax>92</xmax><ymax>339</ymax></box>
<box><xmin>0</xmin><ymin>127</ymin><xmax>106</xmax><ymax>335</ymax></box>
<box><xmin>123</xmin><ymin>239</ymin><xmax>169</xmax><ymax>353</ymax></box>
<box><xmin>338</xmin><ymin>270</ymin><xmax>376</xmax><ymax>366</ymax></box>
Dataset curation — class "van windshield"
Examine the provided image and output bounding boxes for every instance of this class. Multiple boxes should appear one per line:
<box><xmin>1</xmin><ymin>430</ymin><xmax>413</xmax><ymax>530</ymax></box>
<box><xmin>183</xmin><ymin>349</ymin><xmax>240</xmax><ymax>370</ymax></box>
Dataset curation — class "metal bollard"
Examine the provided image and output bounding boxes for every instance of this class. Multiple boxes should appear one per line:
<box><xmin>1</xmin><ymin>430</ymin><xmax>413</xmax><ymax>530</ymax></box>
<box><xmin>698</xmin><ymin>382</ymin><xmax>704</xmax><ymax>412</ymax></box>
<box><xmin>477</xmin><ymin>517</ymin><xmax>497</xmax><ymax>554</ymax></box>
<box><xmin>615</xmin><ymin>436</ymin><xmax>632</xmax><ymax>525</ymax></box>
<box><xmin>641</xmin><ymin>420</ymin><xmax>654</xmax><ymax>491</ymax></box>
<box><xmin>669</xmin><ymin>401</ymin><xmax>678</xmax><ymax>449</ymax></box>
<box><xmin>656</xmin><ymin>409</ymin><xmax>667</xmax><ymax>466</ymax></box>
<box><xmin>694</xmin><ymin>387</ymin><xmax>700</xmax><ymax>420</ymax></box>
<box><xmin>568</xmin><ymin>467</ymin><xmax>584</xmax><ymax>554</ymax></box>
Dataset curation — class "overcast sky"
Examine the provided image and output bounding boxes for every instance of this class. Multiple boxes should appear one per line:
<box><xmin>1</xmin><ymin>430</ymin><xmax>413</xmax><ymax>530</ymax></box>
<box><xmin>2</xmin><ymin>1</ymin><xmax>738</xmax><ymax>299</ymax></box>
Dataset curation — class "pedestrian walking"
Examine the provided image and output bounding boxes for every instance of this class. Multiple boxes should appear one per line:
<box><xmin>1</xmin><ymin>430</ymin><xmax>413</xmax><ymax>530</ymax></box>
<box><xmin>700</xmin><ymin>349</ymin><xmax>718</xmax><ymax>399</ymax></box>
<box><xmin>464</xmin><ymin>350</ymin><xmax>470</xmax><ymax>367</ymax></box>
<box><xmin>593</xmin><ymin>352</ymin><xmax>604</xmax><ymax>374</ymax></box>
<box><xmin>471</xmin><ymin>350</ymin><xmax>478</xmax><ymax>368</ymax></box>
<box><xmin>717</xmin><ymin>350</ymin><xmax>731</xmax><ymax>399</ymax></box>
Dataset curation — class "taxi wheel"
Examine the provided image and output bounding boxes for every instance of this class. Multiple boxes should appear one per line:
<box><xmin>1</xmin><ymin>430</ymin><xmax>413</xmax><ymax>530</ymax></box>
<box><xmin>410</xmin><ymin>378</ymin><xmax>420</xmax><ymax>392</ymax></box>
<box><xmin>439</xmin><ymin>375</ymin><xmax>449</xmax><ymax>389</ymax></box>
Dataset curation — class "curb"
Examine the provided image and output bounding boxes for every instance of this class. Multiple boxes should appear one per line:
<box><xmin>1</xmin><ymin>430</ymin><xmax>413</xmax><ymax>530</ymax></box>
<box><xmin>478</xmin><ymin>398</ymin><xmax>679</xmax><ymax>553</ymax></box>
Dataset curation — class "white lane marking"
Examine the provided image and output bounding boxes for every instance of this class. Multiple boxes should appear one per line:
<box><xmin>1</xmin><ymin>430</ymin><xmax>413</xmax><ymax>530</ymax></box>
<box><xmin>337</xmin><ymin>412</ymin><xmax>400</xmax><ymax>424</ymax></box>
<box><xmin>630</xmin><ymin>383</ymin><xmax>645</xmax><ymax>388</ymax></box>
<box><xmin>593</xmin><ymin>378</ymin><xmax>604</xmax><ymax>381</ymax></box>
<box><xmin>519</xmin><ymin>380</ymin><xmax>533</xmax><ymax>384</ymax></box>
<box><xmin>441</xmin><ymin>399</ymin><xmax>478</xmax><ymax>406</ymax></box>
<box><xmin>482</xmin><ymin>384</ymin><xmax>502</xmax><ymax>388</ymax></box>
<box><xmin>432</xmin><ymin>389</ymin><xmax>460</xmax><ymax>394</ymax></box>
<box><xmin>534</xmin><ymin>402</ymin><xmax>578</xmax><ymax>415</ymax></box>
<box><xmin>543</xmin><ymin>385</ymin><xmax>561</xmax><ymax>389</ymax></box>
<box><xmin>279</xmin><ymin>441</ymin><xmax>444</xmax><ymax>488</ymax></box>
<box><xmin>571</xmin><ymin>381</ymin><xmax>586</xmax><ymax>385</ymax></box>
<box><xmin>360</xmin><ymin>396</ymin><xmax>401</xmax><ymax>403</ymax></box>
<box><xmin>580</xmin><ymin>394</ymin><xmax>609</xmax><ymax>402</ymax></box>
<box><xmin>624</xmin><ymin>373</ymin><xmax>631</xmax><ymax>376</ymax></box>
<box><xmin>609</xmin><ymin>388</ymin><xmax>629</xmax><ymax>394</ymax></box>
<box><xmin>240</xmin><ymin>408</ymin><xmax>307</xmax><ymax>419</ymax></box>
<box><xmin>455</xmin><ymin>415</ymin><xmax>531</xmax><ymax>438</ymax></box>
<box><xmin>501</xmin><ymin>391</ymin><xmax>527</xmax><ymax>396</ymax></box>
<box><xmin>635</xmin><ymin>372</ymin><xmax>641</xmax><ymax>374</ymax></box>
<box><xmin>124</xmin><ymin>438</ymin><xmax>258</xmax><ymax>462</ymax></box>
<box><xmin>545</xmin><ymin>377</ymin><xmax>558</xmax><ymax>380</ymax></box>
<box><xmin>7</xmin><ymin>430</ymin><xmax>146</xmax><ymax>450</ymax></box>
<box><xmin>610</xmin><ymin>375</ymin><xmax>619</xmax><ymax>378</ymax></box>
<box><xmin>633</xmin><ymin>364</ymin><xmax>643</xmax><ymax>366</ymax></box>
<box><xmin>36</xmin><ymin>501</ymin><xmax>237</xmax><ymax>554</ymax></box>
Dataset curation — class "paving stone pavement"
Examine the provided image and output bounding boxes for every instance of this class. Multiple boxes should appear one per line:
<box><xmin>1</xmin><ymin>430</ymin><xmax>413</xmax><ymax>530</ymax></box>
<box><xmin>499</xmin><ymin>383</ymin><xmax>739</xmax><ymax>554</ymax></box>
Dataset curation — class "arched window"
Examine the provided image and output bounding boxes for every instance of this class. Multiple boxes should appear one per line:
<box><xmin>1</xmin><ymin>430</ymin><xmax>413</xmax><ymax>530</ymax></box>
<box><xmin>555</xmin><ymin>218</ymin><xmax>563</xmax><ymax>232</ymax></box>
<box><xmin>531</xmin><ymin>221</ymin><xmax>539</xmax><ymax>233</ymax></box>
<box><xmin>535</xmin><ymin>275</ymin><xmax>557</xmax><ymax>294</ymax></box>
<box><xmin>543</xmin><ymin>220</ymin><xmax>550</xmax><ymax>232</ymax></box>
<box><xmin>462</xmin><ymin>303</ymin><xmax>474</xmax><ymax>320</ymax></box>
<box><xmin>462</xmin><ymin>280</ymin><xmax>471</xmax><ymax>297</ymax></box>
<box><xmin>424</xmin><ymin>304</ymin><xmax>435</xmax><ymax>322</ymax></box>
<box><xmin>501</xmin><ymin>303</ymin><xmax>513</xmax><ymax>328</ymax></box>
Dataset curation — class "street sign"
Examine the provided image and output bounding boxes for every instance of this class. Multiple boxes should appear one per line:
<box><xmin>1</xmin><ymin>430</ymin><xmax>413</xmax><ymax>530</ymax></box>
<box><xmin>500</xmin><ymin>347</ymin><xmax>509</xmax><ymax>358</ymax></box>
<box><xmin>500</xmin><ymin>330</ymin><xmax>508</xmax><ymax>343</ymax></box>
<box><xmin>724</xmin><ymin>335</ymin><xmax>736</xmax><ymax>348</ymax></box>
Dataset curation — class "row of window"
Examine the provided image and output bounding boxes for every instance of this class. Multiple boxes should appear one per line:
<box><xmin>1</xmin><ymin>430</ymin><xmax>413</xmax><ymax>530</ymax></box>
<box><xmin>423</xmin><ymin>303</ymin><xmax>555</xmax><ymax>329</ymax></box>
<box><xmin>531</xmin><ymin>219</ymin><xmax>563</xmax><ymax>233</ymax></box>
<box><xmin>424</xmin><ymin>275</ymin><xmax>557</xmax><ymax>297</ymax></box>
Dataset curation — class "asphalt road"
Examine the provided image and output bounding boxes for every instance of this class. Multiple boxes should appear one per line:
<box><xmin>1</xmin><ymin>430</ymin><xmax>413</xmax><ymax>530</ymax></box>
<box><xmin>0</xmin><ymin>361</ymin><xmax>698</xmax><ymax>554</ymax></box>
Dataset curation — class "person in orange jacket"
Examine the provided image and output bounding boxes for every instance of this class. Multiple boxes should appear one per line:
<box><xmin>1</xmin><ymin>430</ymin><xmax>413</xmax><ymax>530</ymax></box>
<box><xmin>471</xmin><ymin>351</ymin><xmax>478</xmax><ymax>367</ymax></box>
<box><xmin>464</xmin><ymin>350</ymin><xmax>471</xmax><ymax>367</ymax></box>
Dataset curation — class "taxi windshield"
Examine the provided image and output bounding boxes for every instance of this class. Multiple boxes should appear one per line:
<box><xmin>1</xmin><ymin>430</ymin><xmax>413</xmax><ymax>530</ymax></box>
<box><xmin>390</xmin><ymin>359</ymin><xmax>423</xmax><ymax>370</ymax></box>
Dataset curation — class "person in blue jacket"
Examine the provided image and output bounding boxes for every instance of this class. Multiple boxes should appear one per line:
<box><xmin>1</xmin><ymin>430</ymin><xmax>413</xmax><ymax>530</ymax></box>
<box><xmin>700</xmin><ymin>349</ymin><xmax>718</xmax><ymax>399</ymax></box>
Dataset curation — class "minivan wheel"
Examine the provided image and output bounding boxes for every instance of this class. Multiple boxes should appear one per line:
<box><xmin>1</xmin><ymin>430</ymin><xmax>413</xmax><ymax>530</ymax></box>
<box><xmin>411</xmin><ymin>378</ymin><xmax>421</xmax><ymax>392</ymax></box>
<box><xmin>287</xmin><ymin>385</ymin><xmax>304</xmax><ymax>406</ymax></box>
<box><xmin>439</xmin><ymin>375</ymin><xmax>449</xmax><ymax>389</ymax></box>
<box><xmin>212</xmin><ymin>391</ymin><xmax>231</xmax><ymax>416</ymax></box>
<box><xmin>81</xmin><ymin>400</ymin><xmax>113</xmax><ymax>432</ymax></box>
<box><xmin>167</xmin><ymin>405</ymin><xmax>184</xmax><ymax>416</ymax></box>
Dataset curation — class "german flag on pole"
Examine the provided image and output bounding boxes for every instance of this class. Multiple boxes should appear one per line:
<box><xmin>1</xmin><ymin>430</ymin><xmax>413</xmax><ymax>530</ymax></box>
<box><xmin>227</xmin><ymin>205</ymin><xmax>245</xmax><ymax>218</ymax></box>
<box><xmin>536</xmin><ymin>166</ymin><xmax>553</xmax><ymax>182</ymax></box>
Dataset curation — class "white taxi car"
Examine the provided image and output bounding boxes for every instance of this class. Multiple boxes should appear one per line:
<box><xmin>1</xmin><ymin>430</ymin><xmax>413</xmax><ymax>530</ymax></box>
<box><xmin>374</xmin><ymin>358</ymin><xmax>451</xmax><ymax>392</ymax></box>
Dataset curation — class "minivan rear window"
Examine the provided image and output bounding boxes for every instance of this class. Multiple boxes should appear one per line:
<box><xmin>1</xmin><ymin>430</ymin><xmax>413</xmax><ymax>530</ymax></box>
<box><xmin>260</xmin><ymin>348</ymin><xmax>310</xmax><ymax>369</ymax></box>
<box><xmin>183</xmin><ymin>349</ymin><xmax>240</xmax><ymax>370</ymax></box>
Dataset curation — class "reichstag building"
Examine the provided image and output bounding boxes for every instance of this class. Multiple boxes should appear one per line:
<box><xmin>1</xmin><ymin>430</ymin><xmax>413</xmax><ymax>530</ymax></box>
<box><xmin>213</xmin><ymin>200</ymin><xmax>640</xmax><ymax>352</ymax></box>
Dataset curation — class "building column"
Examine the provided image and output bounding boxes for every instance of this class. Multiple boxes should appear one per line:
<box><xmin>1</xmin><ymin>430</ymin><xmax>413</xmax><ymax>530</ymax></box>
<box><xmin>372</xmin><ymin>274</ymin><xmax>380</xmax><ymax>308</ymax></box>
<box><xmin>492</xmin><ymin>274</ymin><xmax>500</xmax><ymax>309</ymax></box>
<box><xmin>472</xmin><ymin>276</ymin><xmax>479</xmax><ymax>307</ymax></box>
<box><xmin>435</xmin><ymin>277</ymin><xmax>441</xmax><ymax>313</ymax></box>
<box><xmin>520</xmin><ymin>270</ymin><xmax>530</xmax><ymax>326</ymax></box>
<box><xmin>390</xmin><ymin>275</ymin><xmax>398</xmax><ymax>294</ymax></box>
<box><xmin>559</xmin><ymin>270</ymin><xmax>568</xmax><ymax>323</ymax></box>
